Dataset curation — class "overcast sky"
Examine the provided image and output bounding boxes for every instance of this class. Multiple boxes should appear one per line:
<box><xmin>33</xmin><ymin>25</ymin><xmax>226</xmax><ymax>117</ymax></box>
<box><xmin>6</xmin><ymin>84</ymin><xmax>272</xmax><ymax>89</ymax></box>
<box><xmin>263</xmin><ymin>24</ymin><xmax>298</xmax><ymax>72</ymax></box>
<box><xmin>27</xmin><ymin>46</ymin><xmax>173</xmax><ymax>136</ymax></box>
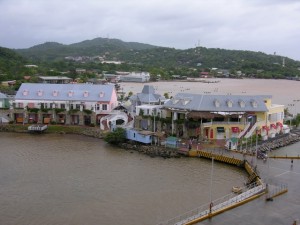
<box><xmin>1</xmin><ymin>0</ymin><xmax>300</xmax><ymax>60</ymax></box>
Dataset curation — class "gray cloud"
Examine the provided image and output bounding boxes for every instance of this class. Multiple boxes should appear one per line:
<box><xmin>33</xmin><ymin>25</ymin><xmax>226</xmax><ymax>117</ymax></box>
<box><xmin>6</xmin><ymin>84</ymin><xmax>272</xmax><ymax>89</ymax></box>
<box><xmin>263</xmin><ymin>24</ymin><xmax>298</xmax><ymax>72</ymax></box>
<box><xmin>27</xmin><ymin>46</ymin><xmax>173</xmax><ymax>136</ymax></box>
<box><xmin>0</xmin><ymin>0</ymin><xmax>299</xmax><ymax>60</ymax></box>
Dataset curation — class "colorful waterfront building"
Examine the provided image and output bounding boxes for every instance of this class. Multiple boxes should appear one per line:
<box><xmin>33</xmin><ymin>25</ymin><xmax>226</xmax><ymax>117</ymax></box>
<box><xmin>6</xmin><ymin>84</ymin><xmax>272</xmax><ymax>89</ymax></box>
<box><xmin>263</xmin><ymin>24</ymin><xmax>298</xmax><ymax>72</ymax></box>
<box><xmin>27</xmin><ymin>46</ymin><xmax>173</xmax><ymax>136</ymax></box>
<box><xmin>12</xmin><ymin>83</ymin><xmax>118</xmax><ymax>125</ymax></box>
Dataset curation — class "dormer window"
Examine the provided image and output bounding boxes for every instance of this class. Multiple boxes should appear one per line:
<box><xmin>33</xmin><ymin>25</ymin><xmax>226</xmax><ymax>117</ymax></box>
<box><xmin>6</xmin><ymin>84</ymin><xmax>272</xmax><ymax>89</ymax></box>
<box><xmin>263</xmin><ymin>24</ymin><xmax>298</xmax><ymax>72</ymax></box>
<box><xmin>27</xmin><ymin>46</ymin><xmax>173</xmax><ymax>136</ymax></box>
<box><xmin>68</xmin><ymin>90</ymin><xmax>74</xmax><ymax>97</ymax></box>
<box><xmin>226</xmin><ymin>100</ymin><xmax>233</xmax><ymax>108</ymax></box>
<box><xmin>99</xmin><ymin>92</ymin><xmax>105</xmax><ymax>98</ymax></box>
<box><xmin>239</xmin><ymin>100</ymin><xmax>245</xmax><ymax>108</ymax></box>
<box><xmin>83</xmin><ymin>91</ymin><xmax>89</xmax><ymax>97</ymax></box>
<box><xmin>22</xmin><ymin>89</ymin><xmax>29</xmax><ymax>96</ymax></box>
<box><xmin>52</xmin><ymin>90</ymin><xmax>59</xmax><ymax>97</ymax></box>
<box><xmin>181</xmin><ymin>97</ymin><xmax>192</xmax><ymax>106</ymax></box>
<box><xmin>251</xmin><ymin>100</ymin><xmax>258</xmax><ymax>108</ymax></box>
<box><xmin>214</xmin><ymin>99</ymin><xmax>220</xmax><ymax>107</ymax></box>
<box><xmin>37</xmin><ymin>90</ymin><xmax>43</xmax><ymax>96</ymax></box>
<box><xmin>172</xmin><ymin>98</ymin><xmax>179</xmax><ymax>104</ymax></box>
<box><xmin>182</xmin><ymin>100</ymin><xmax>190</xmax><ymax>105</ymax></box>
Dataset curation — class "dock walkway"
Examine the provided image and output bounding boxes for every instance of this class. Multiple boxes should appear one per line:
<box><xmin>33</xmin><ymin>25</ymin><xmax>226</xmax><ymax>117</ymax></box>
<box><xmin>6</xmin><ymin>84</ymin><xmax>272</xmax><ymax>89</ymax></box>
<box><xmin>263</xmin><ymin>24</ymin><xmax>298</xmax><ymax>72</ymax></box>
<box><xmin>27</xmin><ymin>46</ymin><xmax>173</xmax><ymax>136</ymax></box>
<box><xmin>158</xmin><ymin>147</ymin><xmax>288</xmax><ymax>225</ymax></box>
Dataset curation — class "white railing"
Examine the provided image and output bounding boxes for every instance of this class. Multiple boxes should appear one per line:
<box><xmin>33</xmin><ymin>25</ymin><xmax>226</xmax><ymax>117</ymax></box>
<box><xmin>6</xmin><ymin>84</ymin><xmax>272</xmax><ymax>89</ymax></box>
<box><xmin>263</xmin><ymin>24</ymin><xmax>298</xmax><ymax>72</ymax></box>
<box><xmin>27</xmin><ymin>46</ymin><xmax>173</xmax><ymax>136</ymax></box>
<box><xmin>158</xmin><ymin>181</ymin><xmax>265</xmax><ymax>225</ymax></box>
<box><xmin>202</xmin><ymin>121</ymin><xmax>245</xmax><ymax>127</ymax></box>
<box><xmin>238</xmin><ymin>122</ymin><xmax>251</xmax><ymax>138</ymax></box>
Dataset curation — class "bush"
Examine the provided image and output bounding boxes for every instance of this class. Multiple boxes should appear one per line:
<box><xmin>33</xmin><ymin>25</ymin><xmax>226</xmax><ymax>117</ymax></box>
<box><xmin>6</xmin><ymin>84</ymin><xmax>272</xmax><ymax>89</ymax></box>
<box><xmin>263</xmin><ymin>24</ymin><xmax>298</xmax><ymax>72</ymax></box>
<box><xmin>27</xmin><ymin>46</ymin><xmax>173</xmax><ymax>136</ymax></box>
<box><xmin>104</xmin><ymin>127</ymin><xmax>126</xmax><ymax>145</ymax></box>
<box><xmin>83</xmin><ymin>109</ymin><xmax>92</xmax><ymax>115</ymax></box>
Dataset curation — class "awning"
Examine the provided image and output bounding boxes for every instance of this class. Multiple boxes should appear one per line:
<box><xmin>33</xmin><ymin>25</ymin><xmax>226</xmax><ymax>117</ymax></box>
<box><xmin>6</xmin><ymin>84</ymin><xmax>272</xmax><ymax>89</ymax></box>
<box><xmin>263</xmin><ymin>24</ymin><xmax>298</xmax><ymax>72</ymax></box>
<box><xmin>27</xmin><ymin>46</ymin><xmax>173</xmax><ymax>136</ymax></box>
<box><xmin>270</xmin><ymin>124</ymin><xmax>276</xmax><ymax>129</ymax></box>
<box><xmin>217</xmin><ymin>127</ymin><xmax>225</xmax><ymax>133</ymax></box>
<box><xmin>231</xmin><ymin>127</ymin><xmax>240</xmax><ymax>133</ymax></box>
<box><xmin>276</xmin><ymin>122</ymin><xmax>283</xmax><ymax>127</ymax></box>
<box><xmin>262</xmin><ymin>125</ymin><xmax>269</xmax><ymax>131</ymax></box>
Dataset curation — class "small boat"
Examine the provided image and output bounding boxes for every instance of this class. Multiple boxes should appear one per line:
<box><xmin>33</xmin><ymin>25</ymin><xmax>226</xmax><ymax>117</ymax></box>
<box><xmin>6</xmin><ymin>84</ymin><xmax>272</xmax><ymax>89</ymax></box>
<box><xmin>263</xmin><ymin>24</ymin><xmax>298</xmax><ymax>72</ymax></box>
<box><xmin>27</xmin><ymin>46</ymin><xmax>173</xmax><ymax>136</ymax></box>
<box><xmin>232</xmin><ymin>186</ymin><xmax>243</xmax><ymax>194</ymax></box>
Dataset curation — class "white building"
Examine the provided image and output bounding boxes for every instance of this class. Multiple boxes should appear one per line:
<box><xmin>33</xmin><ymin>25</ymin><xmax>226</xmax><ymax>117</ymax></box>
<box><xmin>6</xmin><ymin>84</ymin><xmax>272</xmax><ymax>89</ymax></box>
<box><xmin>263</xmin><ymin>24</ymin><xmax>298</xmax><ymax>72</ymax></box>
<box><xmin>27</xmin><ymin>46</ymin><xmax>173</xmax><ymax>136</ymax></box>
<box><xmin>13</xmin><ymin>83</ymin><xmax>118</xmax><ymax>125</ymax></box>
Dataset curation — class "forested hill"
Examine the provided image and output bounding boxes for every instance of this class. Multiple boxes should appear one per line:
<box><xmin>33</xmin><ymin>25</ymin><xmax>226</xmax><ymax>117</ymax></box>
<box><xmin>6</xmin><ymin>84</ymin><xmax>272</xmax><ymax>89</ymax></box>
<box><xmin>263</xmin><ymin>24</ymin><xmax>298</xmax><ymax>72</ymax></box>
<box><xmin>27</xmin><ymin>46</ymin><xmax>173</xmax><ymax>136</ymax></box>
<box><xmin>0</xmin><ymin>46</ymin><xmax>26</xmax><ymax>76</ymax></box>
<box><xmin>11</xmin><ymin>37</ymin><xmax>300</xmax><ymax>78</ymax></box>
<box><xmin>15</xmin><ymin>37</ymin><xmax>158</xmax><ymax>62</ymax></box>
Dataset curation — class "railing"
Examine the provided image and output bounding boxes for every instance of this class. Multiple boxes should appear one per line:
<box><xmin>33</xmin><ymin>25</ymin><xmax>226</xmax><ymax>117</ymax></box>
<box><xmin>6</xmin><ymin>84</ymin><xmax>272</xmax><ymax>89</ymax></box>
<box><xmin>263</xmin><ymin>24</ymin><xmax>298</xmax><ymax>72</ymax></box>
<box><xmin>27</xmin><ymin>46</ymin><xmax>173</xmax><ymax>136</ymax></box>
<box><xmin>265</xmin><ymin>181</ymin><xmax>288</xmax><ymax>199</ymax></box>
<box><xmin>202</xmin><ymin>121</ymin><xmax>245</xmax><ymax>127</ymax></box>
<box><xmin>238</xmin><ymin>122</ymin><xmax>251</xmax><ymax>138</ymax></box>
<box><xmin>158</xmin><ymin>181</ymin><xmax>265</xmax><ymax>225</ymax></box>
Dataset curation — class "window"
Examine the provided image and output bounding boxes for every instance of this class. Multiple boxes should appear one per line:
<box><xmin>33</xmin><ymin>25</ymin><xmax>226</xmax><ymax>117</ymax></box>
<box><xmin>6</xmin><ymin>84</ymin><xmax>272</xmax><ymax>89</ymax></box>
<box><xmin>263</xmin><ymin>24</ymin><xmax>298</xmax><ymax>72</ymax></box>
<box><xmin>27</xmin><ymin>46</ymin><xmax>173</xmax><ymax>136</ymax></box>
<box><xmin>53</xmin><ymin>90</ymin><xmax>59</xmax><ymax>97</ymax></box>
<box><xmin>226</xmin><ymin>100</ymin><xmax>233</xmax><ymax>108</ymax></box>
<box><xmin>172</xmin><ymin>98</ymin><xmax>179</xmax><ymax>104</ymax></box>
<box><xmin>214</xmin><ymin>99</ymin><xmax>220</xmax><ymax>107</ymax></box>
<box><xmin>22</xmin><ymin>90</ymin><xmax>29</xmax><ymax>96</ymax></box>
<box><xmin>68</xmin><ymin>91</ymin><xmax>74</xmax><ymax>97</ymax></box>
<box><xmin>251</xmin><ymin>100</ymin><xmax>258</xmax><ymax>108</ymax></box>
<box><xmin>96</xmin><ymin>104</ymin><xmax>100</xmax><ymax>110</ymax></box>
<box><xmin>239</xmin><ymin>100</ymin><xmax>245</xmax><ymax>108</ymax></box>
<box><xmin>83</xmin><ymin>91</ymin><xmax>89</xmax><ymax>97</ymax></box>
<box><xmin>99</xmin><ymin>92</ymin><xmax>105</xmax><ymax>97</ymax></box>
<box><xmin>76</xmin><ymin>104</ymin><xmax>80</xmax><ymax>110</ymax></box>
<box><xmin>37</xmin><ymin>90</ymin><xmax>43</xmax><ymax>96</ymax></box>
<box><xmin>61</xmin><ymin>104</ymin><xmax>65</xmax><ymax>109</ymax></box>
<box><xmin>102</xmin><ymin>104</ymin><xmax>108</xmax><ymax>110</ymax></box>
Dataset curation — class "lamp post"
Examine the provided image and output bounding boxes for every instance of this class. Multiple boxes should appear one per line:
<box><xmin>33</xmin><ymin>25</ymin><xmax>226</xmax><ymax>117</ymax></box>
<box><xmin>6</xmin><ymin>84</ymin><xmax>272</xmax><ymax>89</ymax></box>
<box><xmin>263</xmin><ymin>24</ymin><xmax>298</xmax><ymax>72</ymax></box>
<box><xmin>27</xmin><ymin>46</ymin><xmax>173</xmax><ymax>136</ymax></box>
<box><xmin>209</xmin><ymin>157</ymin><xmax>214</xmax><ymax>214</ymax></box>
<box><xmin>255</xmin><ymin>128</ymin><xmax>258</xmax><ymax>167</ymax></box>
<box><xmin>153</xmin><ymin>109</ymin><xmax>156</xmax><ymax>133</ymax></box>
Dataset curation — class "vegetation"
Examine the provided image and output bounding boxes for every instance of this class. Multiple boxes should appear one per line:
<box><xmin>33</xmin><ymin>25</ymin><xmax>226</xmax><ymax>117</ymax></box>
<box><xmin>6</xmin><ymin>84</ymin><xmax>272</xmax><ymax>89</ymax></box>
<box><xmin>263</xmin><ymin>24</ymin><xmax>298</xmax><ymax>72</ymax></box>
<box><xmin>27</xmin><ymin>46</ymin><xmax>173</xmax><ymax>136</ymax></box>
<box><xmin>104</xmin><ymin>127</ymin><xmax>126</xmax><ymax>145</ymax></box>
<box><xmin>1</xmin><ymin>37</ymin><xmax>300</xmax><ymax>89</ymax></box>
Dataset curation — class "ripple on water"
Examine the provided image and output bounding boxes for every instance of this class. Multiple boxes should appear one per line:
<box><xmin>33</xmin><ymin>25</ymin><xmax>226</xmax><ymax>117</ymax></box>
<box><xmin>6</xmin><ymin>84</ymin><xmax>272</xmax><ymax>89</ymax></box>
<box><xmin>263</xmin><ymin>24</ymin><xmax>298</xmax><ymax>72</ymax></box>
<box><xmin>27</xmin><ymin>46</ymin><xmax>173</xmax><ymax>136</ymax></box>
<box><xmin>0</xmin><ymin>133</ymin><xmax>247</xmax><ymax>225</ymax></box>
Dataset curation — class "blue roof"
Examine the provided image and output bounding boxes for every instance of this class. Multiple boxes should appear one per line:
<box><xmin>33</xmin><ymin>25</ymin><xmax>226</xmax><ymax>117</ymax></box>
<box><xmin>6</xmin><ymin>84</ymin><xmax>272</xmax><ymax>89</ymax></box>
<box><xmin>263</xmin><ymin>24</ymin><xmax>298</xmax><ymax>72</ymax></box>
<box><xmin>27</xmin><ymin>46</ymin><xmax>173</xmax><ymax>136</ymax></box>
<box><xmin>163</xmin><ymin>93</ymin><xmax>270</xmax><ymax>112</ymax></box>
<box><xmin>15</xmin><ymin>83</ymin><xmax>115</xmax><ymax>102</ymax></box>
<box><xmin>0</xmin><ymin>92</ymin><xmax>7</xmax><ymax>99</ymax></box>
<box><xmin>130</xmin><ymin>85</ymin><xmax>165</xmax><ymax>103</ymax></box>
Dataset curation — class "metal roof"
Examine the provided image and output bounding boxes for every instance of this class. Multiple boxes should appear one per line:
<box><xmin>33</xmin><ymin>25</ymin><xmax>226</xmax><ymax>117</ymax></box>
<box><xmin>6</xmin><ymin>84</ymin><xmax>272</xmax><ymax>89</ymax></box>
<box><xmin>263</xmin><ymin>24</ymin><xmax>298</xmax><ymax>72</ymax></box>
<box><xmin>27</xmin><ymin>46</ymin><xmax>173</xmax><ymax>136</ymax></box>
<box><xmin>15</xmin><ymin>83</ymin><xmax>115</xmax><ymax>102</ymax></box>
<box><xmin>163</xmin><ymin>93</ymin><xmax>270</xmax><ymax>112</ymax></box>
<box><xmin>0</xmin><ymin>92</ymin><xmax>7</xmax><ymax>99</ymax></box>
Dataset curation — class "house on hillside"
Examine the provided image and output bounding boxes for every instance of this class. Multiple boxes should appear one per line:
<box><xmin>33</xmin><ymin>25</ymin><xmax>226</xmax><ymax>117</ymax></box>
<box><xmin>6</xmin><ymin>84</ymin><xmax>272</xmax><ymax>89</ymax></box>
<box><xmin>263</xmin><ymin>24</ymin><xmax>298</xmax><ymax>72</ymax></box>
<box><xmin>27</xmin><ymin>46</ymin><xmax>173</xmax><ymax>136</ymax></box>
<box><xmin>38</xmin><ymin>76</ymin><xmax>72</xmax><ymax>84</ymax></box>
<box><xmin>13</xmin><ymin>83</ymin><xmax>118</xmax><ymax>125</ymax></box>
<box><xmin>119</xmin><ymin>72</ymin><xmax>150</xmax><ymax>83</ymax></box>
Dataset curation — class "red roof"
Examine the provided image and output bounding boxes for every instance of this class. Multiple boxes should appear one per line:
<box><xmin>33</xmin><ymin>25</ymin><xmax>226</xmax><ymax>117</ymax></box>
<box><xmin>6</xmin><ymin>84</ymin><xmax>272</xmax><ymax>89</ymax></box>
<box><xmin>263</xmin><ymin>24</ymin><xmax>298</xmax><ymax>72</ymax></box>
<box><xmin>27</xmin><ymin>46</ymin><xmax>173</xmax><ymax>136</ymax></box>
<box><xmin>200</xmin><ymin>72</ymin><xmax>209</xmax><ymax>75</ymax></box>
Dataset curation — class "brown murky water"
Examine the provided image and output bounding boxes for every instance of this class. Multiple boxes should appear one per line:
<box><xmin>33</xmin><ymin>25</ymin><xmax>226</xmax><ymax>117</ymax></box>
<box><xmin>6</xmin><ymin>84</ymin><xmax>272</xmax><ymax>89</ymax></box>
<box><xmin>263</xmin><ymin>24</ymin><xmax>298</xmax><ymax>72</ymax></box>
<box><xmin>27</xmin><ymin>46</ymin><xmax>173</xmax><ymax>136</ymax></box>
<box><xmin>0</xmin><ymin>133</ymin><xmax>246</xmax><ymax>225</ymax></box>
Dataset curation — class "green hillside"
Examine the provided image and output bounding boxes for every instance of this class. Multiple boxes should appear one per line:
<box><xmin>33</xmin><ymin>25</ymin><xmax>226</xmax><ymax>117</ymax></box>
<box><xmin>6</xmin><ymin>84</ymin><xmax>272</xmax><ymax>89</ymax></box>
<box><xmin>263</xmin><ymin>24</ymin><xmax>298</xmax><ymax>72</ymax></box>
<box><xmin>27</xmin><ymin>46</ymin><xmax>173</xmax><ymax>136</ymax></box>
<box><xmin>0</xmin><ymin>46</ymin><xmax>26</xmax><ymax>77</ymax></box>
<box><xmin>10</xmin><ymin>37</ymin><xmax>300</xmax><ymax>79</ymax></box>
<box><xmin>16</xmin><ymin>38</ymin><xmax>158</xmax><ymax>61</ymax></box>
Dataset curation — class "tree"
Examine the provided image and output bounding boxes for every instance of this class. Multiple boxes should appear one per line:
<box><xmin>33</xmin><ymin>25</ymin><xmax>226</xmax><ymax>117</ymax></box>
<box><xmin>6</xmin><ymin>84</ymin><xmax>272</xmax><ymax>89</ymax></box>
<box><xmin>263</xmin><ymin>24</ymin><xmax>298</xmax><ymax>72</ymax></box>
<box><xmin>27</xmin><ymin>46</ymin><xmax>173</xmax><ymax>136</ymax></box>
<box><xmin>164</xmin><ymin>92</ymin><xmax>169</xmax><ymax>99</ymax></box>
<box><xmin>104</xmin><ymin>127</ymin><xmax>126</xmax><ymax>145</ymax></box>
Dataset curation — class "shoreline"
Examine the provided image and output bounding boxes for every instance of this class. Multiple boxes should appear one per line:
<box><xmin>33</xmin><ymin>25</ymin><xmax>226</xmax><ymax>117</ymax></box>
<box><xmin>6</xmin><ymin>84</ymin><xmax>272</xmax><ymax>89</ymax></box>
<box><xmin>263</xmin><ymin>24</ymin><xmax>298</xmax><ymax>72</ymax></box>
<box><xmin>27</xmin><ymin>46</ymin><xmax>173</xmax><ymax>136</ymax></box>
<box><xmin>0</xmin><ymin>124</ymin><xmax>104</xmax><ymax>139</ymax></box>
<box><xmin>1</xmin><ymin>124</ymin><xmax>300</xmax><ymax>159</ymax></box>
